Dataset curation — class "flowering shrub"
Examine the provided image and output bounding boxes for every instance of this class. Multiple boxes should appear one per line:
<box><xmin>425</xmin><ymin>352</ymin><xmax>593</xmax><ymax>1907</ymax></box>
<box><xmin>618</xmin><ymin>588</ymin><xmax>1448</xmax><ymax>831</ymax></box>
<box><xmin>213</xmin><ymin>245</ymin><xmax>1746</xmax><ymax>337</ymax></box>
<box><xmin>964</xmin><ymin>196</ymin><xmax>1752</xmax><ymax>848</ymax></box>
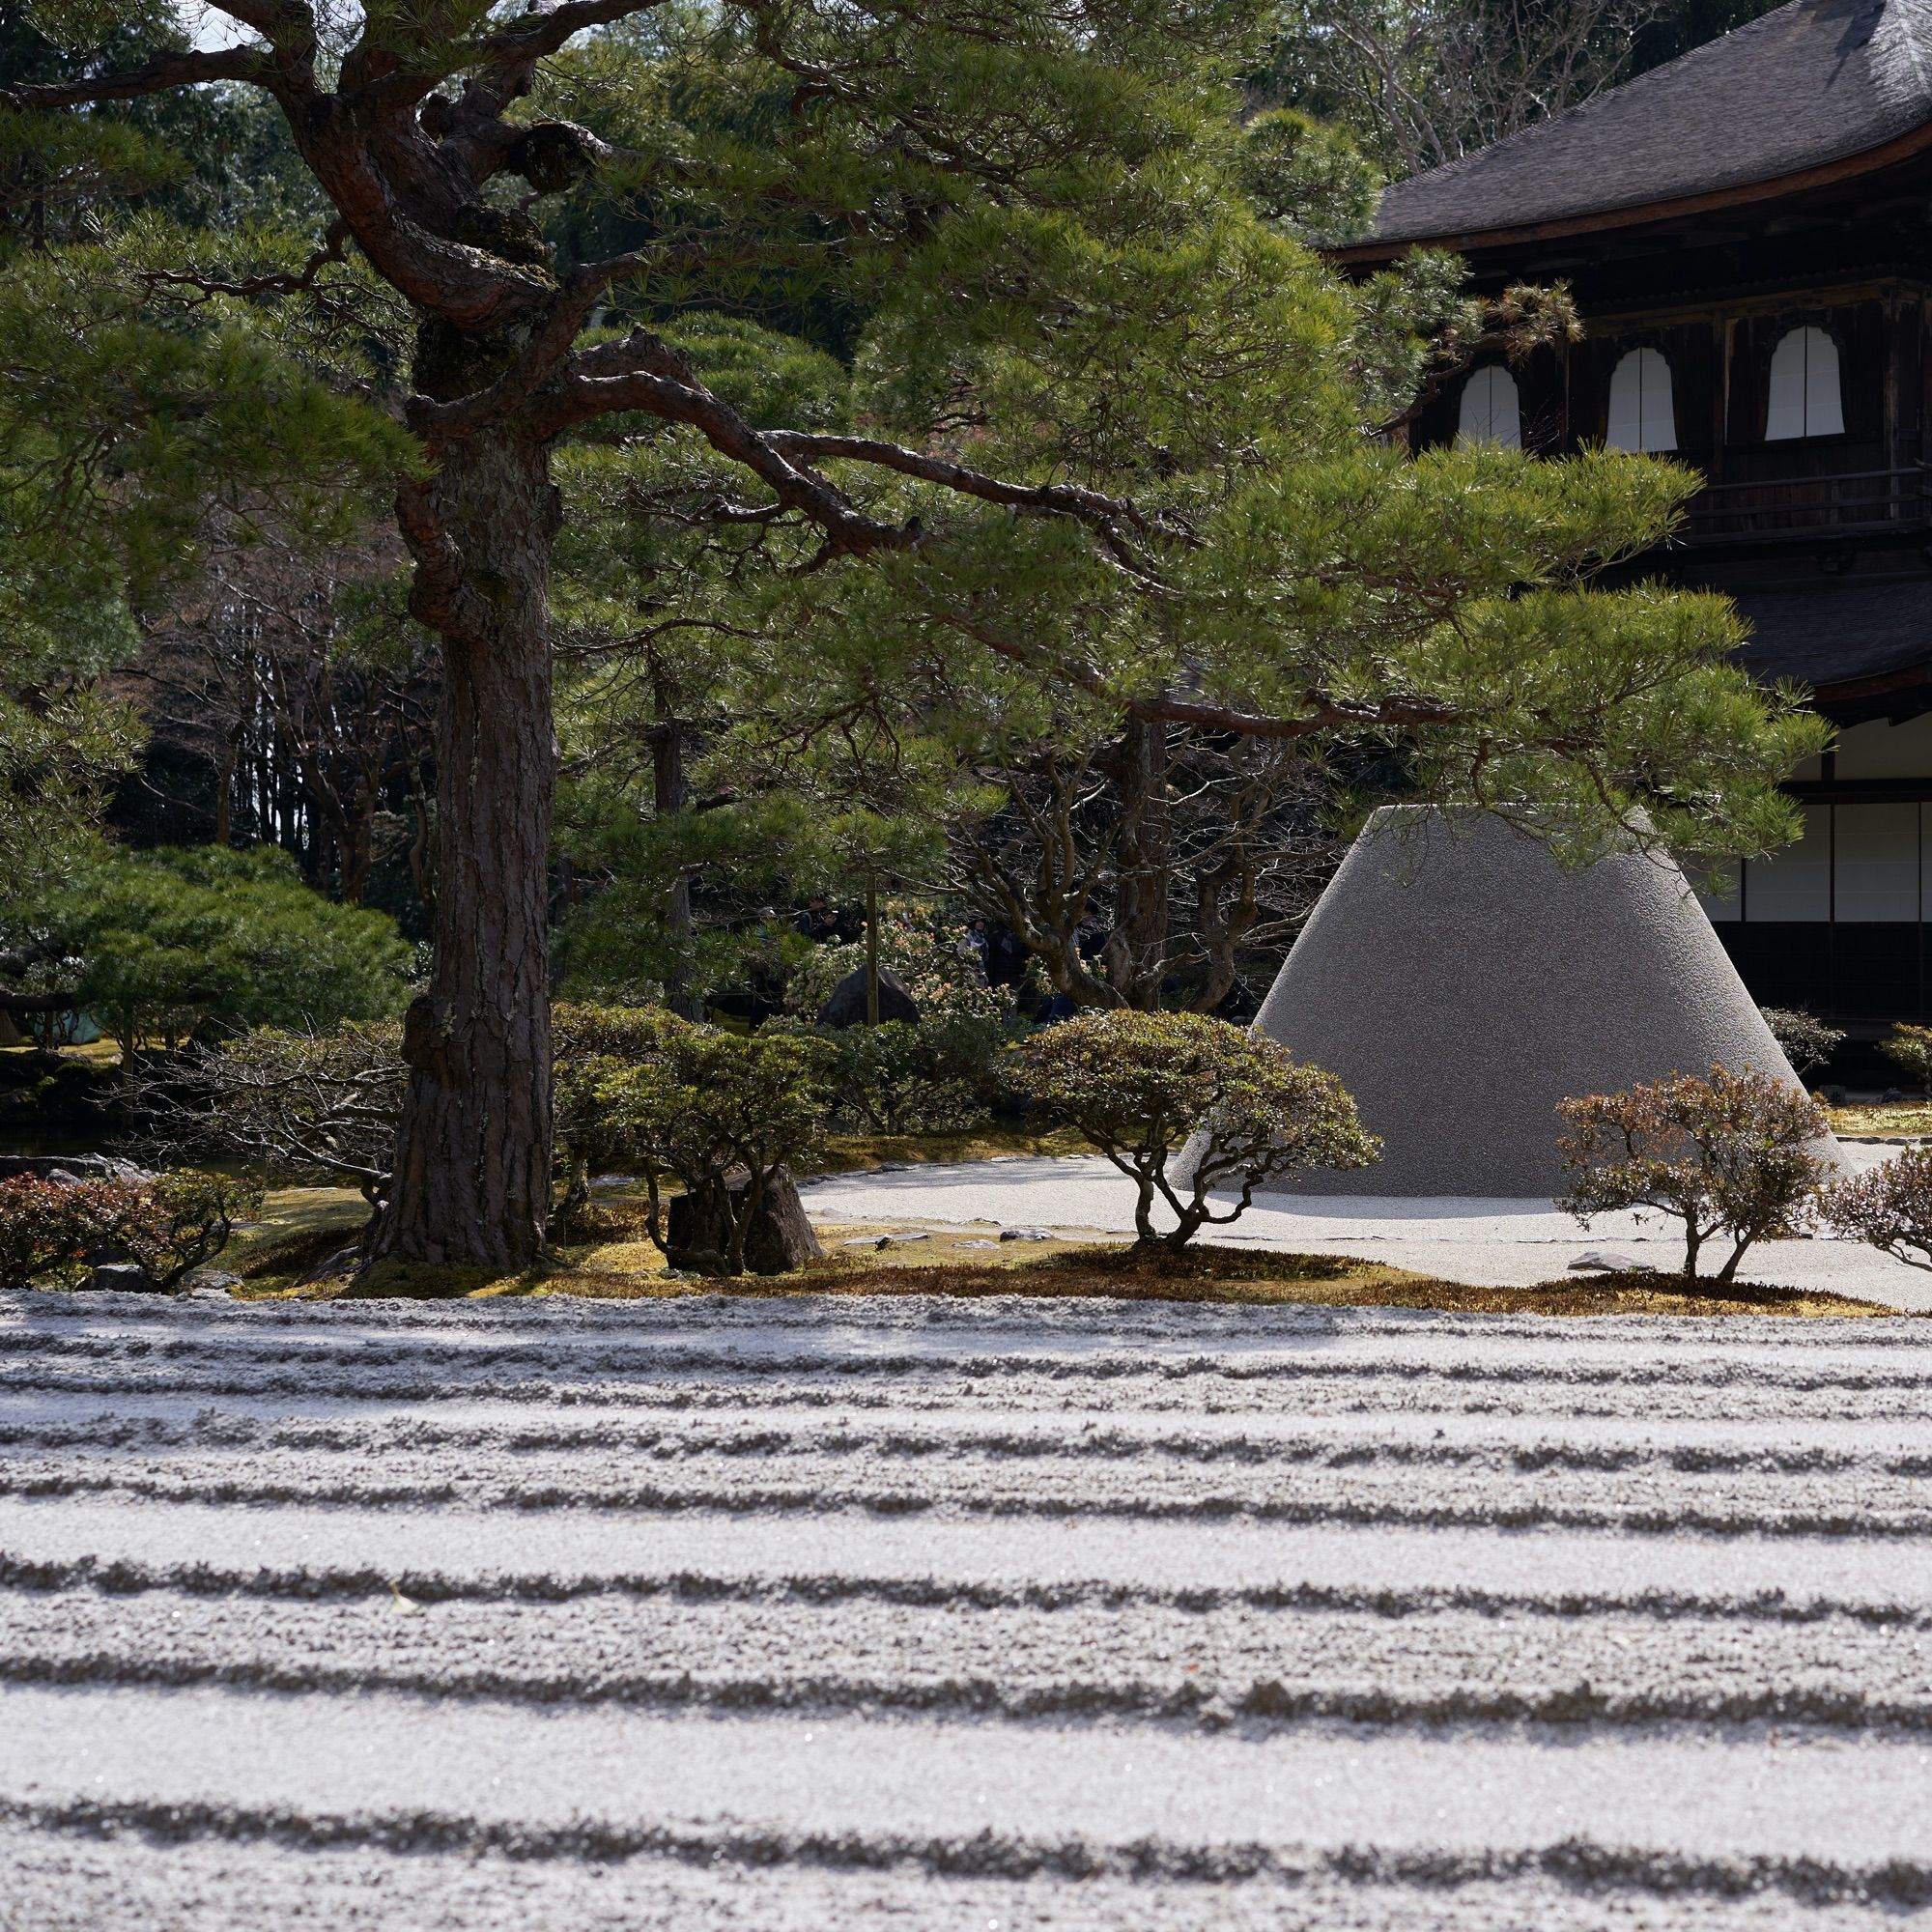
<box><xmin>1009</xmin><ymin>1010</ymin><xmax>1378</xmax><ymax>1250</ymax></box>
<box><xmin>1823</xmin><ymin>1146</ymin><xmax>1932</xmax><ymax>1271</ymax></box>
<box><xmin>0</xmin><ymin>1170</ymin><xmax>260</xmax><ymax>1291</ymax></box>
<box><xmin>1557</xmin><ymin>1066</ymin><xmax>1832</xmax><ymax>1282</ymax></box>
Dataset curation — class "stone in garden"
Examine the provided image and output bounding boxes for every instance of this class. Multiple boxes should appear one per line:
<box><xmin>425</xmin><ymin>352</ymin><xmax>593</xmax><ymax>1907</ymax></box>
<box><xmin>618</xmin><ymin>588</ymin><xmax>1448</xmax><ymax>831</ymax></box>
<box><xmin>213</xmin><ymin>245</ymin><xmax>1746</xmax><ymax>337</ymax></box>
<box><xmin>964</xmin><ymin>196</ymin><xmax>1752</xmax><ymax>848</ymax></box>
<box><xmin>1227</xmin><ymin>806</ymin><xmax>1834</xmax><ymax>1198</ymax></box>
<box><xmin>1000</xmin><ymin>1227</ymin><xmax>1052</xmax><ymax>1242</ymax></box>
<box><xmin>1569</xmin><ymin>1251</ymin><xmax>1650</xmax><ymax>1273</ymax></box>
<box><xmin>816</xmin><ymin>967</ymin><xmax>920</xmax><ymax>1028</ymax></box>
<box><xmin>0</xmin><ymin>1153</ymin><xmax>153</xmax><ymax>1183</ymax></box>
<box><xmin>297</xmin><ymin>1247</ymin><xmax>361</xmax><ymax>1287</ymax></box>
<box><xmin>84</xmin><ymin>1263</ymin><xmax>160</xmax><ymax>1293</ymax></box>
<box><xmin>668</xmin><ymin>1165</ymin><xmax>823</xmax><ymax>1274</ymax></box>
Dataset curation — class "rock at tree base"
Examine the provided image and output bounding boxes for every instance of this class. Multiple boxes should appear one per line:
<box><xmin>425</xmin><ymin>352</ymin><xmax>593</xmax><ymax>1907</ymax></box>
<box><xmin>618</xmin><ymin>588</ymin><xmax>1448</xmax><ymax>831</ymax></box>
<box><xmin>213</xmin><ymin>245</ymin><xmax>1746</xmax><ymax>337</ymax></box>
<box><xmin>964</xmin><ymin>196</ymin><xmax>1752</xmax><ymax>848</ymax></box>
<box><xmin>667</xmin><ymin>1166</ymin><xmax>823</xmax><ymax>1274</ymax></box>
<box><xmin>83</xmin><ymin>1263</ymin><xmax>162</xmax><ymax>1293</ymax></box>
<box><xmin>1215</xmin><ymin>806</ymin><xmax>1834</xmax><ymax>1198</ymax></box>
<box><xmin>817</xmin><ymin>967</ymin><xmax>920</xmax><ymax>1028</ymax></box>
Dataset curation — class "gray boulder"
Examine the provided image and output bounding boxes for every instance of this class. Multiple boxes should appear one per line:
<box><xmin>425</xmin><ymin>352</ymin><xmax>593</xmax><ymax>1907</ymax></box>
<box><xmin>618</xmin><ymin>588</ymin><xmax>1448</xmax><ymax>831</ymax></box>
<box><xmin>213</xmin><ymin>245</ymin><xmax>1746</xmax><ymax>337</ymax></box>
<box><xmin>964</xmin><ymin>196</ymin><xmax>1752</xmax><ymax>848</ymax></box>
<box><xmin>0</xmin><ymin>1153</ymin><xmax>153</xmax><ymax>1184</ymax></box>
<box><xmin>817</xmin><ymin>967</ymin><xmax>920</xmax><ymax>1029</ymax></box>
<box><xmin>84</xmin><ymin>1263</ymin><xmax>163</xmax><ymax>1293</ymax></box>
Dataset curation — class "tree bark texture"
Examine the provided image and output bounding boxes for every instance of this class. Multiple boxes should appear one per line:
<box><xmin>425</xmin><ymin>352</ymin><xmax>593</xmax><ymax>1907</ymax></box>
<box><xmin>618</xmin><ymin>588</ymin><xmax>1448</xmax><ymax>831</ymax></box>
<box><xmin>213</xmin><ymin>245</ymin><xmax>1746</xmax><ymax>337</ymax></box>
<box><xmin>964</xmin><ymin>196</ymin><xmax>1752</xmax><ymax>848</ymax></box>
<box><xmin>650</xmin><ymin>681</ymin><xmax>700</xmax><ymax>1022</ymax></box>
<box><xmin>374</xmin><ymin>423</ymin><xmax>559</xmax><ymax>1268</ymax></box>
<box><xmin>1102</xmin><ymin>712</ymin><xmax>1172</xmax><ymax>1009</ymax></box>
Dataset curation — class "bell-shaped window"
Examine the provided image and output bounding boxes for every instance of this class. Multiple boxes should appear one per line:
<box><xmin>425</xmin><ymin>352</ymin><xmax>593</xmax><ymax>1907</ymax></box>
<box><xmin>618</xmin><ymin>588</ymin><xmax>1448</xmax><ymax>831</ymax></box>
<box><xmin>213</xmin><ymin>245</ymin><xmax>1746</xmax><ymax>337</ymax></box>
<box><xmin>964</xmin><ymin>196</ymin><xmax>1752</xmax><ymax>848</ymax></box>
<box><xmin>1605</xmin><ymin>347</ymin><xmax>1677</xmax><ymax>452</ymax></box>
<box><xmin>1765</xmin><ymin>326</ymin><xmax>1844</xmax><ymax>440</ymax></box>
<box><xmin>1457</xmin><ymin>364</ymin><xmax>1521</xmax><ymax>448</ymax></box>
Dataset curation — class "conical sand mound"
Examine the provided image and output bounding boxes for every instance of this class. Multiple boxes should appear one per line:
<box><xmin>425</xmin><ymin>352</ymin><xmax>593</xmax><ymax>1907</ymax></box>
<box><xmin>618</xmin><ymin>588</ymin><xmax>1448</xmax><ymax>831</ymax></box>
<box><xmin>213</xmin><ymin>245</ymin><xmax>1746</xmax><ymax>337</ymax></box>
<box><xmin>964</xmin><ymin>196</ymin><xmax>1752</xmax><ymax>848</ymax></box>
<box><xmin>1238</xmin><ymin>807</ymin><xmax>1824</xmax><ymax>1198</ymax></box>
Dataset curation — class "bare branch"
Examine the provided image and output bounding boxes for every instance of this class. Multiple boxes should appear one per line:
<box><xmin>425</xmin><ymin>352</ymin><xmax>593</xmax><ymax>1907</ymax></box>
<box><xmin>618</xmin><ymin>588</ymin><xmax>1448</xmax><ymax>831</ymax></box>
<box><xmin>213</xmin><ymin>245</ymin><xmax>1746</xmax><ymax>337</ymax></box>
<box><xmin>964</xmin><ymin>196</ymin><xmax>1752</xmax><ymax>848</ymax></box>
<box><xmin>762</xmin><ymin>433</ymin><xmax>1195</xmax><ymax>551</ymax></box>
<box><xmin>535</xmin><ymin>331</ymin><xmax>917</xmax><ymax>558</ymax></box>
<box><xmin>1</xmin><ymin>46</ymin><xmax>270</xmax><ymax>111</ymax></box>
<box><xmin>209</xmin><ymin>0</ymin><xmax>317</xmax><ymax>45</ymax></box>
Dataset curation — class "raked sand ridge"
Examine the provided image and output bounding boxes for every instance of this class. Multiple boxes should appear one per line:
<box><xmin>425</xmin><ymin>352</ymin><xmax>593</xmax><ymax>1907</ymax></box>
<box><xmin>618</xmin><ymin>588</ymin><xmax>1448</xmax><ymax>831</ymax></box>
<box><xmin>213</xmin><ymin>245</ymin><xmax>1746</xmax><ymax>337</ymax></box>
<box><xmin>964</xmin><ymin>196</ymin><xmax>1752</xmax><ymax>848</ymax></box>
<box><xmin>5</xmin><ymin>1288</ymin><xmax>1932</xmax><ymax>1927</ymax></box>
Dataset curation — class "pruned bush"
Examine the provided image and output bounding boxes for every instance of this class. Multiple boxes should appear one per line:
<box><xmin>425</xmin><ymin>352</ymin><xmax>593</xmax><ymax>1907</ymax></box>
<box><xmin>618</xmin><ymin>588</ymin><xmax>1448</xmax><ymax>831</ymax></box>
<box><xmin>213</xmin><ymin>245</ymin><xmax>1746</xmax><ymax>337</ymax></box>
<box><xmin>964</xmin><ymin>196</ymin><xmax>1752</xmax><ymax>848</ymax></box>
<box><xmin>1557</xmin><ymin>1065</ymin><xmax>1832</xmax><ymax>1282</ymax></box>
<box><xmin>550</xmin><ymin>1002</ymin><xmax>684</xmax><ymax>1229</ymax></box>
<box><xmin>571</xmin><ymin>1015</ymin><xmax>836</xmax><ymax>1275</ymax></box>
<box><xmin>1009</xmin><ymin>1010</ymin><xmax>1378</xmax><ymax>1250</ymax></box>
<box><xmin>1824</xmin><ymin>1146</ymin><xmax>1932</xmax><ymax>1271</ymax></box>
<box><xmin>774</xmin><ymin>1012</ymin><xmax>1012</xmax><ymax>1135</ymax></box>
<box><xmin>1760</xmin><ymin>1007</ymin><xmax>1844</xmax><ymax>1081</ymax></box>
<box><xmin>0</xmin><ymin>1169</ymin><xmax>261</xmax><ymax>1291</ymax></box>
<box><xmin>0</xmin><ymin>1176</ymin><xmax>135</xmax><ymax>1288</ymax></box>
<box><xmin>1880</xmin><ymin>1024</ymin><xmax>1932</xmax><ymax>1097</ymax></box>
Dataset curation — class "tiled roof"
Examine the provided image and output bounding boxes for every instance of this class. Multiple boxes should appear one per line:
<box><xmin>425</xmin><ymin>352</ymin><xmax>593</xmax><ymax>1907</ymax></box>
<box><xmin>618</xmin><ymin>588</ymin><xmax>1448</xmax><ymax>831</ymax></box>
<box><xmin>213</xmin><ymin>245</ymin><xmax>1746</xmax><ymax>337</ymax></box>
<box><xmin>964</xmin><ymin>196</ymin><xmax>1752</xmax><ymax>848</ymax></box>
<box><xmin>1372</xmin><ymin>0</ymin><xmax>1932</xmax><ymax>246</ymax></box>
<box><xmin>1733</xmin><ymin>575</ymin><xmax>1932</xmax><ymax>693</ymax></box>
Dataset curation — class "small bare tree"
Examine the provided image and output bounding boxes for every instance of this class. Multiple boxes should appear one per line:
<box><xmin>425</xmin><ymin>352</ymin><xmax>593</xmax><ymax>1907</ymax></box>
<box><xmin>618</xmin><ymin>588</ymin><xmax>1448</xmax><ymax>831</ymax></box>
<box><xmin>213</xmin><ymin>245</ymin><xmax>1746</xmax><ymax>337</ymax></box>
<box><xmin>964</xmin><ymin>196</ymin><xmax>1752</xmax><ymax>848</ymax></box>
<box><xmin>1269</xmin><ymin>0</ymin><xmax>1671</xmax><ymax>178</ymax></box>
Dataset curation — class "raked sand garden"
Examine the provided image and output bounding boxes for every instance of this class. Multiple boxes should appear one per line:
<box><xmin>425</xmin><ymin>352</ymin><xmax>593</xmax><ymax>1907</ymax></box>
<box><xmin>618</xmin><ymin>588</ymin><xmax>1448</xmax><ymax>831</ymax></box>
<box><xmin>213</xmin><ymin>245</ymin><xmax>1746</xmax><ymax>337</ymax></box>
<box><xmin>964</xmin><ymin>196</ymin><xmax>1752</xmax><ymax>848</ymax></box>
<box><xmin>8</xmin><ymin>1284</ymin><xmax>1932</xmax><ymax>1929</ymax></box>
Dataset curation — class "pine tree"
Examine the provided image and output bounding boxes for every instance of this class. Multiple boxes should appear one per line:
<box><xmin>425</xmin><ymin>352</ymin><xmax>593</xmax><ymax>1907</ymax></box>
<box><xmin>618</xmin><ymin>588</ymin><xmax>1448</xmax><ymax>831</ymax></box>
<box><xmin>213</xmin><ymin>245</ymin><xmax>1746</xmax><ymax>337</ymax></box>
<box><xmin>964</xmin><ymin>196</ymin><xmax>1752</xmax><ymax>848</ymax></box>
<box><xmin>6</xmin><ymin>0</ymin><xmax>1822</xmax><ymax>1271</ymax></box>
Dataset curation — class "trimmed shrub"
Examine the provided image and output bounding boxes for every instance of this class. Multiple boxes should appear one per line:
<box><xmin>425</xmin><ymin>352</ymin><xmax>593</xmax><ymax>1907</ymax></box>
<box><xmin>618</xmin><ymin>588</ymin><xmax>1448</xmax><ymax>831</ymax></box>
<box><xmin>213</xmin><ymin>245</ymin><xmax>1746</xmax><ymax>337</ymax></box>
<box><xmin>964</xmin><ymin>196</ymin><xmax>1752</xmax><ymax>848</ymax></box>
<box><xmin>775</xmin><ymin>1012</ymin><xmax>1012</xmax><ymax>1136</ymax></box>
<box><xmin>128</xmin><ymin>1170</ymin><xmax>264</xmax><ymax>1288</ymax></box>
<box><xmin>1881</xmin><ymin>1024</ymin><xmax>1932</xmax><ymax>1097</ymax></box>
<box><xmin>1824</xmin><ymin>1146</ymin><xmax>1932</xmax><ymax>1271</ymax></box>
<box><xmin>576</xmin><ymin>1015</ymin><xmax>836</xmax><ymax>1275</ymax></box>
<box><xmin>0</xmin><ymin>1169</ymin><xmax>260</xmax><ymax>1290</ymax></box>
<box><xmin>1557</xmin><ymin>1065</ymin><xmax>1833</xmax><ymax>1282</ymax></box>
<box><xmin>551</xmin><ymin>1002</ymin><xmax>685</xmax><ymax>1230</ymax></box>
<box><xmin>1009</xmin><ymin>1010</ymin><xmax>1378</xmax><ymax>1250</ymax></box>
<box><xmin>1760</xmin><ymin>1007</ymin><xmax>1844</xmax><ymax>1081</ymax></box>
<box><xmin>30</xmin><ymin>845</ymin><xmax>412</xmax><ymax>1059</ymax></box>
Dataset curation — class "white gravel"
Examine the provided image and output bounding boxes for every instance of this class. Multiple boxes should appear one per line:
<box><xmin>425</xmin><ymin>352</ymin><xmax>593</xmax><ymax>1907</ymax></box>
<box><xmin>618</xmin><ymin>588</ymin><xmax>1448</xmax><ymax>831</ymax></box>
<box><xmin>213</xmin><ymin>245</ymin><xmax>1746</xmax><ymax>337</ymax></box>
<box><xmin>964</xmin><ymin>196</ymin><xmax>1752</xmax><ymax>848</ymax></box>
<box><xmin>800</xmin><ymin>1150</ymin><xmax>1932</xmax><ymax>1309</ymax></box>
<box><xmin>6</xmin><ymin>1289</ymin><xmax>1932</xmax><ymax>1929</ymax></box>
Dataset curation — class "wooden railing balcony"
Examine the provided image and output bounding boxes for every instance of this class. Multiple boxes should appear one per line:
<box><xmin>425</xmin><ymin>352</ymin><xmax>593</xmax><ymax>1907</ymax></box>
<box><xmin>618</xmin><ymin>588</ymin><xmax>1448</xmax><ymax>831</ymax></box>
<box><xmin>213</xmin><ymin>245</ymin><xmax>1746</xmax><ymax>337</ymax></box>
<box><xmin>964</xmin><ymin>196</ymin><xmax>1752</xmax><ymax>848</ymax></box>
<box><xmin>1682</xmin><ymin>466</ymin><xmax>1932</xmax><ymax>544</ymax></box>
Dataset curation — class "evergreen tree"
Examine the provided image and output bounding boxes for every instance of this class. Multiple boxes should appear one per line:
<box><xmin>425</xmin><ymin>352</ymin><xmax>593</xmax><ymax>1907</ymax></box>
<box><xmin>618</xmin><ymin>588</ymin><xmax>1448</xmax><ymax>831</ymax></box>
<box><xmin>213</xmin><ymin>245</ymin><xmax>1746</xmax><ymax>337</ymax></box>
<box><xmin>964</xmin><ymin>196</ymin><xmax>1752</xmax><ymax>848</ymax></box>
<box><xmin>6</xmin><ymin>0</ymin><xmax>1821</xmax><ymax>1272</ymax></box>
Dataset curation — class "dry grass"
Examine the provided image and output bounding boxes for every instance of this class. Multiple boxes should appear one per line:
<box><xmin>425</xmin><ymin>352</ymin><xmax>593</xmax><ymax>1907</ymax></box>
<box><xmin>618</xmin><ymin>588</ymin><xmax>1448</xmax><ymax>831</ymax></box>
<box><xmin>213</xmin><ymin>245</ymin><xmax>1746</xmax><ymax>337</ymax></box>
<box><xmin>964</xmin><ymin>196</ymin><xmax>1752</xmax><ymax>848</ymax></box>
<box><xmin>803</xmin><ymin>1124</ymin><xmax>1091</xmax><ymax>1175</ymax></box>
<box><xmin>218</xmin><ymin>1181</ymin><xmax>1889</xmax><ymax>1319</ymax></box>
<box><xmin>539</xmin><ymin>1241</ymin><xmax>1888</xmax><ymax>1318</ymax></box>
<box><xmin>1829</xmin><ymin>1100</ymin><xmax>1932</xmax><ymax>1139</ymax></box>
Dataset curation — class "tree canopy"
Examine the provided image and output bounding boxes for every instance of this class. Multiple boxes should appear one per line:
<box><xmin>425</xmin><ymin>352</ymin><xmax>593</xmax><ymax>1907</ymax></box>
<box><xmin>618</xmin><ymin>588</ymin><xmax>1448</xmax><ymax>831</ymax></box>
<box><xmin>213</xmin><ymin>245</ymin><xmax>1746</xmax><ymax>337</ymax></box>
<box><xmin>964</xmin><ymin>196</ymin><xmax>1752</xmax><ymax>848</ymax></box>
<box><xmin>1</xmin><ymin>0</ymin><xmax>1825</xmax><ymax>1270</ymax></box>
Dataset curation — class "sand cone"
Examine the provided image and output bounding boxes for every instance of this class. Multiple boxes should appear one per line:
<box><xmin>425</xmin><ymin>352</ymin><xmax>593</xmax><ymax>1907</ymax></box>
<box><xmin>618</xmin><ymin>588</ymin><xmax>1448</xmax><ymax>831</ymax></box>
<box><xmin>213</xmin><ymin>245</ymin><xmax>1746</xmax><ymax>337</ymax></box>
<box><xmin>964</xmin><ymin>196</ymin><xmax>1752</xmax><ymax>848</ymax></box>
<box><xmin>1232</xmin><ymin>806</ymin><xmax>1828</xmax><ymax>1198</ymax></box>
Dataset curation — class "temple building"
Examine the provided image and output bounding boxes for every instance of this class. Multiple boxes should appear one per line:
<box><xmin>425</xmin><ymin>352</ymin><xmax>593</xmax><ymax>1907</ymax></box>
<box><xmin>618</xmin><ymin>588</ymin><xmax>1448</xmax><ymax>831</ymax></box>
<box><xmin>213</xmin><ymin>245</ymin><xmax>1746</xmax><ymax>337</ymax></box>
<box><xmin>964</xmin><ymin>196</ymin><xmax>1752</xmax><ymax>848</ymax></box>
<box><xmin>1337</xmin><ymin>0</ymin><xmax>1932</xmax><ymax>1030</ymax></box>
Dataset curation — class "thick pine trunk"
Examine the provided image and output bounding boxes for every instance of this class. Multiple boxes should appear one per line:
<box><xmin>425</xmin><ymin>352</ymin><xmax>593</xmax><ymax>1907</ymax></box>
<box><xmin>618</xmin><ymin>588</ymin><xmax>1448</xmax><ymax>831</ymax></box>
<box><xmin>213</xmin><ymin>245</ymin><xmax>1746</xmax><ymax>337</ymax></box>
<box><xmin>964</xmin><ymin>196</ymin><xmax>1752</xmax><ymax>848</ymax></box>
<box><xmin>374</xmin><ymin>423</ymin><xmax>559</xmax><ymax>1269</ymax></box>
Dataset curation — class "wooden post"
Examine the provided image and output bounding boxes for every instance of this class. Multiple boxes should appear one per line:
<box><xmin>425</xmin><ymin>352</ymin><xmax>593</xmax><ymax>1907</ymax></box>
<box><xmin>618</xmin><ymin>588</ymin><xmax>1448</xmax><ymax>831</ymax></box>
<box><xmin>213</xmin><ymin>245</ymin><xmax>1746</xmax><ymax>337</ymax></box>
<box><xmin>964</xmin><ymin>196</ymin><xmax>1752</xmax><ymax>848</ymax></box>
<box><xmin>866</xmin><ymin>873</ymin><xmax>881</xmax><ymax>1026</ymax></box>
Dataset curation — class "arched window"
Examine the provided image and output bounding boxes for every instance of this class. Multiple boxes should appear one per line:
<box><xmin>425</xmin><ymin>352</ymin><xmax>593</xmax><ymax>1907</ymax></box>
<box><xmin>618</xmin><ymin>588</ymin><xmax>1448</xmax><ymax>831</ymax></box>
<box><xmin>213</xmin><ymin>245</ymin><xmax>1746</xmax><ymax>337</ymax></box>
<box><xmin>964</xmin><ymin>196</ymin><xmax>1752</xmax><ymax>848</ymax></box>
<box><xmin>1765</xmin><ymin>326</ymin><xmax>1844</xmax><ymax>440</ymax></box>
<box><xmin>1457</xmin><ymin>364</ymin><xmax>1521</xmax><ymax>448</ymax></box>
<box><xmin>1605</xmin><ymin>347</ymin><xmax>1676</xmax><ymax>452</ymax></box>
